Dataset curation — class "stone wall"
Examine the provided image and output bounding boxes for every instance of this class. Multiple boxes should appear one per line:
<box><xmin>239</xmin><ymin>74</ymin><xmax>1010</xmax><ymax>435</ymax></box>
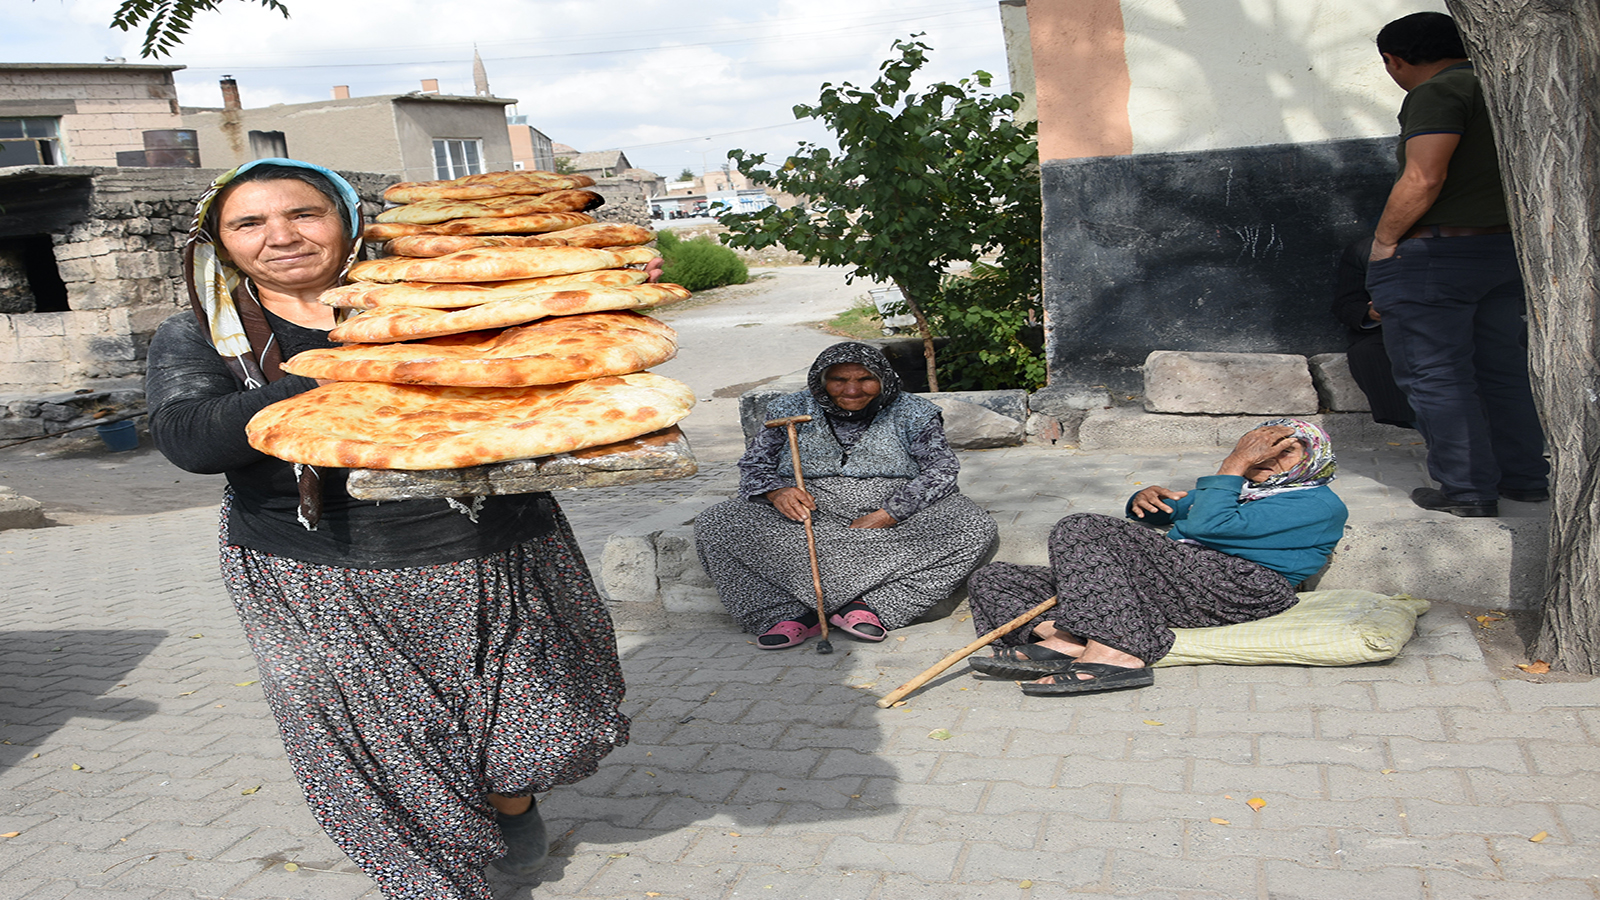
<box><xmin>590</xmin><ymin>175</ymin><xmax>651</xmax><ymax>227</ymax></box>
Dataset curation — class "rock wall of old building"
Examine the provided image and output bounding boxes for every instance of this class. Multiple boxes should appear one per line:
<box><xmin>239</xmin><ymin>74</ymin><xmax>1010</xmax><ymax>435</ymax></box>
<box><xmin>590</xmin><ymin>176</ymin><xmax>651</xmax><ymax>227</ymax></box>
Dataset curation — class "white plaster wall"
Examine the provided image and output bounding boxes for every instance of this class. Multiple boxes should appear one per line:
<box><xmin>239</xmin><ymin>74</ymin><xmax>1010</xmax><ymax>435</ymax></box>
<box><xmin>1121</xmin><ymin>0</ymin><xmax>1447</xmax><ymax>154</ymax></box>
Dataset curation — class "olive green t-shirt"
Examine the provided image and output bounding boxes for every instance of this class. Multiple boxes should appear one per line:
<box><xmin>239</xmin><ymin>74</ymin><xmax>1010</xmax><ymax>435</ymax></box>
<box><xmin>1396</xmin><ymin>62</ymin><xmax>1509</xmax><ymax>227</ymax></box>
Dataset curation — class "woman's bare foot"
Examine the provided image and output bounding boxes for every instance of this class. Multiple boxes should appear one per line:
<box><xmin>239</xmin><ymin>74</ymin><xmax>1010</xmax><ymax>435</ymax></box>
<box><xmin>1031</xmin><ymin>641</ymin><xmax>1144</xmax><ymax>685</ymax></box>
<box><xmin>1029</xmin><ymin>621</ymin><xmax>1087</xmax><ymax>658</ymax></box>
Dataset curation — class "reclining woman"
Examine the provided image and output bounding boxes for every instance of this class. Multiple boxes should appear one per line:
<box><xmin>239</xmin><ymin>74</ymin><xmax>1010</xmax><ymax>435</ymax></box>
<box><xmin>967</xmin><ymin>418</ymin><xmax>1347</xmax><ymax>694</ymax></box>
<box><xmin>695</xmin><ymin>342</ymin><xmax>997</xmax><ymax>649</ymax></box>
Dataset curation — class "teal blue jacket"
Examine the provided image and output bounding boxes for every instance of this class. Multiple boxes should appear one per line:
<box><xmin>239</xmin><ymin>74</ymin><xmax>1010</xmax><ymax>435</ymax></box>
<box><xmin>1125</xmin><ymin>475</ymin><xmax>1348</xmax><ymax>584</ymax></box>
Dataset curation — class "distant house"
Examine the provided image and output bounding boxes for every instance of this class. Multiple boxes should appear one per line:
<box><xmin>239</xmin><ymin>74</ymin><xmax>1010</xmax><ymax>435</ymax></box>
<box><xmin>507</xmin><ymin>115</ymin><xmax>555</xmax><ymax>172</ymax></box>
<box><xmin>567</xmin><ymin>149</ymin><xmax>632</xmax><ymax>179</ymax></box>
<box><xmin>183</xmin><ymin>79</ymin><xmax>517</xmax><ymax>182</ymax></box>
<box><xmin>0</xmin><ymin>62</ymin><xmax>189</xmax><ymax>168</ymax></box>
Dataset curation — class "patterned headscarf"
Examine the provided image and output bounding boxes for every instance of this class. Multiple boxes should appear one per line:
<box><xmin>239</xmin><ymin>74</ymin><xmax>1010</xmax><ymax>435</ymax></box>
<box><xmin>182</xmin><ymin>158</ymin><xmax>363</xmax><ymax>529</ymax></box>
<box><xmin>806</xmin><ymin>342</ymin><xmax>902</xmax><ymax>423</ymax></box>
<box><xmin>1239</xmin><ymin>417</ymin><xmax>1337</xmax><ymax>501</ymax></box>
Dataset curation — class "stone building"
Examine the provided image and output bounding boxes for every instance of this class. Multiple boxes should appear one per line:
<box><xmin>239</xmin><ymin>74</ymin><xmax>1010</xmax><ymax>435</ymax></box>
<box><xmin>183</xmin><ymin>79</ymin><xmax>518</xmax><ymax>182</ymax></box>
<box><xmin>1006</xmin><ymin>0</ymin><xmax>1448</xmax><ymax>390</ymax></box>
<box><xmin>0</xmin><ymin>62</ymin><xmax>188</xmax><ymax>168</ymax></box>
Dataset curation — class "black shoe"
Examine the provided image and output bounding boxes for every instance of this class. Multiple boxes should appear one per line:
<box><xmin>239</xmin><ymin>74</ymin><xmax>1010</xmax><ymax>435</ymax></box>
<box><xmin>492</xmin><ymin>802</ymin><xmax>548</xmax><ymax>877</ymax></box>
<box><xmin>1499</xmin><ymin>487</ymin><xmax>1550</xmax><ymax>503</ymax></box>
<box><xmin>1411</xmin><ymin>487</ymin><xmax>1498</xmax><ymax>517</ymax></box>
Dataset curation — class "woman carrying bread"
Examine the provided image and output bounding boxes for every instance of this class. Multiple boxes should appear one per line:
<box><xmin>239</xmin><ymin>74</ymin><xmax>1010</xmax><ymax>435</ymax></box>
<box><xmin>145</xmin><ymin>159</ymin><xmax>626</xmax><ymax>898</ymax></box>
<box><xmin>966</xmin><ymin>419</ymin><xmax>1347</xmax><ymax>694</ymax></box>
<box><xmin>694</xmin><ymin>342</ymin><xmax>998</xmax><ymax>648</ymax></box>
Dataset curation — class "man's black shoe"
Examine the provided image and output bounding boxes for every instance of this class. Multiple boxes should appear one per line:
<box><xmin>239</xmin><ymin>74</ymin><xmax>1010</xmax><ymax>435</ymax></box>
<box><xmin>1411</xmin><ymin>487</ymin><xmax>1498</xmax><ymax>517</ymax></box>
<box><xmin>1499</xmin><ymin>487</ymin><xmax>1550</xmax><ymax>503</ymax></box>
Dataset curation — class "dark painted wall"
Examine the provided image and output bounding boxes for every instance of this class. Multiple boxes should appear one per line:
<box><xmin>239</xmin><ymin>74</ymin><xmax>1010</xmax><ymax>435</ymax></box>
<box><xmin>1041</xmin><ymin>137</ymin><xmax>1396</xmax><ymax>392</ymax></box>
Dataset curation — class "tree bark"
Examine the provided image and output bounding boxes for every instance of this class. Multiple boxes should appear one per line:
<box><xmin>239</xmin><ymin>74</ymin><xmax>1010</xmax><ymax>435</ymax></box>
<box><xmin>893</xmin><ymin>279</ymin><xmax>941</xmax><ymax>393</ymax></box>
<box><xmin>1447</xmin><ymin>0</ymin><xmax>1600</xmax><ymax>671</ymax></box>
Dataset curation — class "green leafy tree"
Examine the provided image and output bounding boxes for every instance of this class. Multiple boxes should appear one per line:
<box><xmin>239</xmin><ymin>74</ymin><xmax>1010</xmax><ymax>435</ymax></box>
<box><xmin>678</xmin><ymin>167</ymin><xmax>696</xmax><ymax>182</ymax></box>
<box><xmin>722</xmin><ymin>37</ymin><xmax>1040</xmax><ymax>391</ymax></box>
<box><xmin>552</xmin><ymin>157</ymin><xmax>577</xmax><ymax>175</ymax></box>
<box><xmin>109</xmin><ymin>0</ymin><xmax>290</xmax><ymax>58</ymax></box>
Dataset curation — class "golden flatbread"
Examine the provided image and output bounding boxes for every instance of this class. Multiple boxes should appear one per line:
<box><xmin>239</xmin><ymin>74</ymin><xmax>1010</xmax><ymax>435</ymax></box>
<box><xmin>327</xmin><ymin>284</ymin><xmax>691</xmax><ymax>342</ymax></box>
<box><xmin>375</xmin><ymin>190</ymin><xmax>604</xmax><ymax>225</ymax></box>
<box><xmin>246</xmin><ymin>372</ymin><xmax>696</xmax><ymax>470</ymax></box>
<box><xmin>362</xmin><ymin>212</ymin><xmax>597</xmax><ymax>241</ymax></box>
<box><xmin>348</xmin><ymin>246</ymin><xmax>660</xmax><ymax>284</ymax></box>
<box><xmin>321</xmin><ymin>270</ymin><xmax>652</xmax><ymax>310</ymax></box>
<box><xmin>386</xmin><ymin>223</ymin><xmax>655</xmax><ymax>258</ymax></box>
<box><xmin>386</xmin><ymin>234</ymin><xmax>564</xmax><ymax>258</ymax></box>
<box><xmin>383</xmin><ymin>171</ymin><xmax>597</xmax><ymax>204</ymax></box>
<box><xmin>280</xmin><ymin>310</ymin><xmax>677</xmax><ymax>386</ymax></box>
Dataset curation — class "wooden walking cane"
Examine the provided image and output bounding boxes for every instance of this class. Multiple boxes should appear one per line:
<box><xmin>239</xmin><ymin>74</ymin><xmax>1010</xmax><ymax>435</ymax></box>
<box><xmin>876</xmin><ymin>596</ymin><xmax>1058</xmax><ymax>707</ymax></box>
<box><xmin>764</xmin><ymin>414</ymin><xmax>833</xmax><ymax>654</ymax></box>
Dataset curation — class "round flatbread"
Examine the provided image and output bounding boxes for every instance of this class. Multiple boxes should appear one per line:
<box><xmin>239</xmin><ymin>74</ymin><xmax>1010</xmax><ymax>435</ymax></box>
<box><xmin>246</xmin><ymin>372</ymin><xmax>696</xmax><ymax>470</ymax></box>
<box><xmin>327</xmin><ymin>284</ymin><xmax>691</xmax><ymax>342</ymax></box>
<box><xmin>348</xmin><ymin>245</ymin><xmax>660</xmax><ymax>284</ymax></box>
<box><xmin>280</xmin><ymin>310</ymin><xmax>678</xmax><ymax>386</ymax></box>
<box><xmin>375</xmin><ymin>190</ymin><xmax>604</xmax><ymax>225</ymax></box>
<box><xmin>362</xmin><ymin>212</ymin><xmax>597</xmax><ymax>241</ymax></box>
<box><xmin>383</xmin><ymin>171</ymin><xmax>597</xmax><ymax>203</ymax></box>
<box><xmin>320</xmin><ymin>270</ymin><xmax>652</xmax><ymax>309</ymax></box>
<box><xmin>386</xmin><ymin>223</ymin><xmax>656</xmax><ymax>258</ymax></box>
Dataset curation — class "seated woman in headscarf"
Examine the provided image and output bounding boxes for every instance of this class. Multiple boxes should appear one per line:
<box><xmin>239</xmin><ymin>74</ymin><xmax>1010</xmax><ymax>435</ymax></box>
<box><xmin>966</xmin><ymin>418</ymin><xmax>1347</xmax><ymax>694</ymax></box>
<box><xmin>695</xmin><ymin>342</ymin><xmax>998</xmax><ymax>649</ymax></box>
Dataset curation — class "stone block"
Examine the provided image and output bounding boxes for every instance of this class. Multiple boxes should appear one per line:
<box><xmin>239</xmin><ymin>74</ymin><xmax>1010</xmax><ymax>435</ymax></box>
<box><xmin>1310</xmin><ymin>352</ymin><xmax>1369</xmax><ymax>412</ymax></box>
<box><xmin>11</xmin><ymin>313</ymin><xmax>67</xmax><ymax>339</ymax></box>
<box><xmin>1079</xmin><ymin>407</ymin><xmax>1248</xmax><ymax>449</ymax></box>
<box><xmin>925</xmin><ymin>389</ymin><xmax>1027</xmax><ymax>422</ymax></box>
<box><xmin>1025</xmin><ymin>412</ymin><xmax>1063</xmax><ymax>444</ymax></box>
<box><xmin>0</xmin><ymin>491</ymin><xmax>46</xmax><ymax>531</ymax></box>
<box><xmin>1143</xmin><ymin>350</ymin><xmax>1318</xmax><ymax>415</ymax></box>
<box><xmin>53</xmin><ymin>257</ymin><xmax>95</xmax><ymax>284</ymax></box>
<box><xmin>1028</xmin><ymin>384</ymin><xmax>1112</xmax><ymax>415</ymax></box>
<box><xmin>1315</xmin><ymin>516</ymin><xmax>1548</xmax><ymax>609</ymax></box>
<box><xmin>927</xmin><ymin>395</ymin><xmax>1024</xmax><ymax>448</ymax></box>
<box><xmin>600</xmin><ymin>533</ymin><xmax>657</xmax><ymax>604</ymax></box>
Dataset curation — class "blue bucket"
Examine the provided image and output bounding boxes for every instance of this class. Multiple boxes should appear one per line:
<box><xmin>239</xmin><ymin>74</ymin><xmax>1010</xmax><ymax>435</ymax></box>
<box><xmin>96</xmin><ymin>419</ymin><xmax>139</xmax><ymax>452</ymax></box>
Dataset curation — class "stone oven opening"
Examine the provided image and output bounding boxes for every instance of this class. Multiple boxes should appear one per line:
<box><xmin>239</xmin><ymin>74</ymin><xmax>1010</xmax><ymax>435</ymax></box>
<box><xmin>0</xmin><ymin>234</ymin><xmax>70</xmax><ymax>314</ymax></box>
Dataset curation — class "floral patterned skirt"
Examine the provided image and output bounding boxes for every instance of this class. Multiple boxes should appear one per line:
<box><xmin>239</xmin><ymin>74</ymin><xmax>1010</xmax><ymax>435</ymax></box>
<box><xmin>218</xmin><ymin>495</ymin><xmax>627</xmax><ymax>900</ymax></box>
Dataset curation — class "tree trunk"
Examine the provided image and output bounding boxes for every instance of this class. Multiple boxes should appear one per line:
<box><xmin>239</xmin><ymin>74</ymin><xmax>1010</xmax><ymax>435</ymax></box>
<box><xmin>893</xmin><ymin>279</ymin><xmax>940</xmax><ymax>393</ymax></box>
<box><xmin>1448</xmin><ymin>0</ymin><xmax>1600</xmax><ymax>671</ymax></box>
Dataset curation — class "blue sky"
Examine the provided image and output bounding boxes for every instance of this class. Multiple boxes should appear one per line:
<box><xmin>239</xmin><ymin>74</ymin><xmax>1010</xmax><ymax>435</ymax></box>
<box><xmin>10</xmin><ymin>0</ymin><xmax>1014</xmax><ymax>177</ymax></box>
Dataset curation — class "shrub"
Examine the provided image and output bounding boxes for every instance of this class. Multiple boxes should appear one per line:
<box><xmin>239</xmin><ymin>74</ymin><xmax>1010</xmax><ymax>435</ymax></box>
<box><xmin>924</xmin><ymin>263</ymin><xmax>1045</xmax><ymax>391</ymax></box>
<box><xmin>656</xmin><ymin>230</ymin><xmax>749</xmax><ymax>292</ymax></box>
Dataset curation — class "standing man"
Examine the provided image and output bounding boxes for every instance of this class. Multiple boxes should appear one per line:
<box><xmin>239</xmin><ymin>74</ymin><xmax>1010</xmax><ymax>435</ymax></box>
<box><xmin>1367</xmin><ymin>11</ymin><xmax>1548</xmax><ymax>517</ymax></box>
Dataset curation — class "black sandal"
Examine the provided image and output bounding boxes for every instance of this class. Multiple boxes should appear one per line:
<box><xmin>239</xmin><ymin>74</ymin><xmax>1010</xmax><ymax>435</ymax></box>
<box><xmin>968</xmin><ymin>643</ymin><xmax>1078</xmax><ymax>679</ymax></box>
<box><xmin>1019</xmin><ymin>662</ymin><xmax>1153</xmax><ymax>695</ymax></box>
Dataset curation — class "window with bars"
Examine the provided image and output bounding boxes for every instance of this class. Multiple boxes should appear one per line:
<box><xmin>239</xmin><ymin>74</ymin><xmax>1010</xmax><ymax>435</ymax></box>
<box><xmin>432</xmin><ymin>138</ymin><xmax>483</xmax><ymax>179</ymax></box>
<box><xmin>0</xmin><ymin>118</ymin><xmax>62</xmax><ymax>166</ymax></box>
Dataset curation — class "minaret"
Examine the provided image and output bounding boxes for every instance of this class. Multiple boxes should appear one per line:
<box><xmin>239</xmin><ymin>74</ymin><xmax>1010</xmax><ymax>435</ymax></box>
<box><xmin>473</xmin><ymin>48</ymin><xmax>490</xmax><ymax>97</ymax></box>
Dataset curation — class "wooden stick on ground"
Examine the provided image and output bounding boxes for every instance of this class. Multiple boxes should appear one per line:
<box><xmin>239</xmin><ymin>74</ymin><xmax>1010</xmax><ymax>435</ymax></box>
<box><xmin>875</xmin><ymin>596</ymin><xmax>1058</xmax><ymax>708</ymax></box>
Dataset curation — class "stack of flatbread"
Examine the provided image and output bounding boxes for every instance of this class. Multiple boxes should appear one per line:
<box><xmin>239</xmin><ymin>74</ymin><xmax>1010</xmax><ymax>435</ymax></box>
<box><xmin>246</xmin><ymin>170</ymin><xmax>696</xmax><ymax>472</ymax></box>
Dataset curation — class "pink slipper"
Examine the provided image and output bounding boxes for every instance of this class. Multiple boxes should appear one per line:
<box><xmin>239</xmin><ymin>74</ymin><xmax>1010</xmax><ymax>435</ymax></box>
<box><xmin>757</xmin><ymin>620</ymin><xmax>821</xmax><ymax>650</ymax></box>
<box><xmin>829</xmin><ymin>607</ymin><xmax>886</xmax><ymax>642</ymax></box>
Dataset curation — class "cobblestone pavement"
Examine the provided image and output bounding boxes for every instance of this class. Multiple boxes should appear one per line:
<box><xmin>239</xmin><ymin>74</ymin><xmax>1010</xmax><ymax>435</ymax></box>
<box><xmin>4</xmin><ymin>441</ymin><xmax>1599</xmax><ymax>899</ymax></box>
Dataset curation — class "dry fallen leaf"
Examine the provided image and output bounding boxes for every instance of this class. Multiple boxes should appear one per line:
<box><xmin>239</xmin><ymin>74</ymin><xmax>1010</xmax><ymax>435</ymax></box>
<box><xmin>241</xmin><ymin>785</ymin><xmax>260</xmax><ymax>795</ymax></box>
<box><xmin>235</xmin><ymin>680</ymin><xmax>257</xmax><ymax>687</ymax></box>
<box><xmin>645</xmin><ymin>771</ymin><xmax>656</xmax><ymax>777</ymax></box>
<box><xmin>177</xmin><ymin>691</ymin><xmax>196</xmax><ymax>697</ymax></box>
<box><xmin>896</xmin><ymin>636</ymin><xmax>906</xmax><ymax>642</ymax></box>
<box><xmin>728</xmin><ymin>832</ymin><xmax>741</xmax><ymax>838</ymax></box>
<box><xmin>1517</xmin><ymin>661</ymin><xmax>1552</xmax><ymax>674</ymax></box>
<box><xmin>1210</xmin><ymin>817</ymin><xmax>1230</xmax><ymax>825</ymax></box>
<box><xmin>1143</xmin><ymin>720</ymin><xmax>1164</xmax><ymax>727</ymax></box>
<box><xmin>70</xmin><ymin>764</ymin><xmax>83</xmax><ymax>771</ymax></box>
<box><xmin>647</xmin><ymin>893</ymin><xmax>662</xmax><ymax>897</ymax></box>
<box><xmin>1475</xmin><ymin>614</ymin><xmax>1503</xmax><ymax>628</ymax></box>
<box><xmin>928</xmin><ymin>728</ymin><xmax>953</xmax><ymax>741</ymax></box>
<box><xmin>283</xmin><ymin>862</ymin><xmax>299</xmax><ymax>872</ymax></box>
<box><xmin>1247</xmin><ymin>797</ymin><xmax>1267</xmax><ymax>811</ymax></box>
<box><xmin>1381</xmin><ymin>768</ymin><xmax>1397</xmax><ymax>774</ymax></box>
<box><xmin>1530</xmin><ymin>831</ymin><xmax>1549</xmax><ymax>843</ymax></box>
<box><xmin>607</xmin><ymin>852</ymin><xmax>628</xmax><ymax>859</ymax></box>
<box><xmin>1020</xmin><ymin>880</ymin><xmax>1033</xmax><ymax>888</ymax></box>
<box><xmin>188</xmin><ymin>633</ymin><xmax>203</xmax><ymax>639</ymax></box>
<box><xmin>0</xmin><ymin>832</ymin><xmax>19</xmax><ymax>838</ymax></box>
